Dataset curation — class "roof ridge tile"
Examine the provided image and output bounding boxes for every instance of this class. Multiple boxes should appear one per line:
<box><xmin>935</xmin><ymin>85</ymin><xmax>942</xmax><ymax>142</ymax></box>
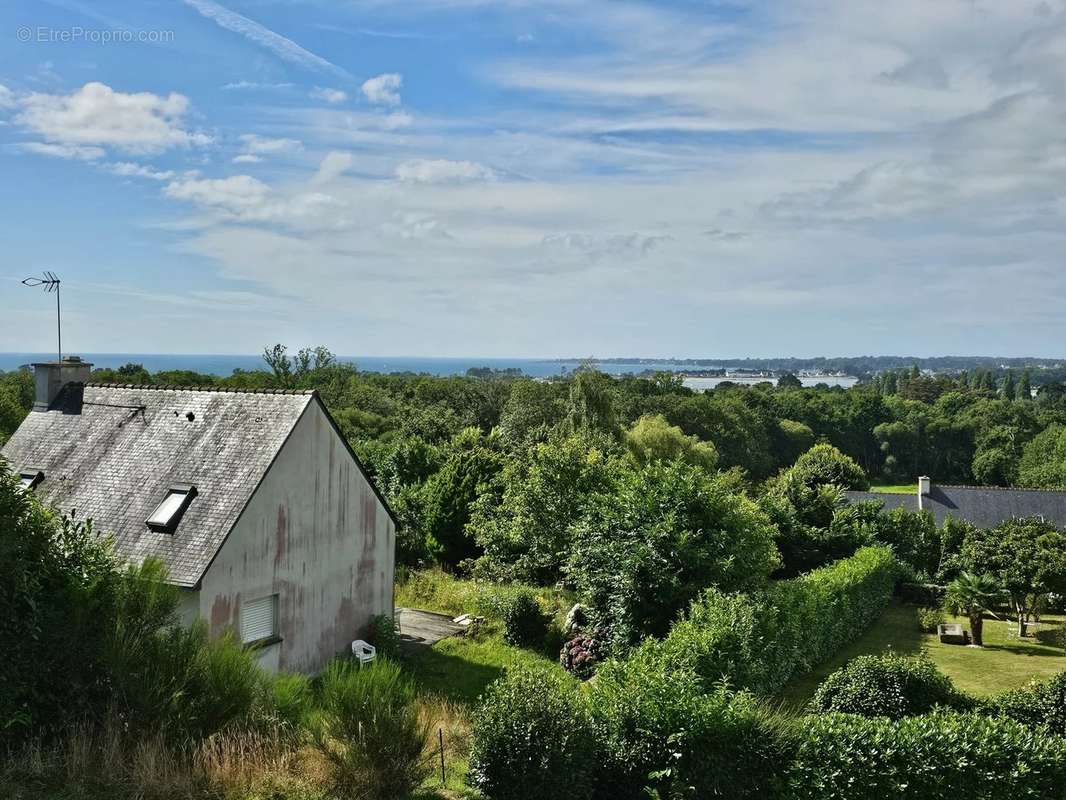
<box><xmin>81</xmin><ymin>381</ymin><xmax>316</xmax><ymax>396</ymax></box>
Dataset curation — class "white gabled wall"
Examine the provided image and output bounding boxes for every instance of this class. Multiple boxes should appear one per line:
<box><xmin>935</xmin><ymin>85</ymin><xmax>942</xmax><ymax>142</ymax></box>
<box><xmin>197</xmin><ymin>399</ymin><xmax>394</xmax><ymax>673</ymax></box>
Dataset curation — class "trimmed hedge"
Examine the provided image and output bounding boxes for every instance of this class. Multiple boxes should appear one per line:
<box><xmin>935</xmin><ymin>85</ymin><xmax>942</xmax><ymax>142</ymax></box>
<box><xmin>655</xmin><ymin>546</ymin><xmax>898</xmax><ymax>695</ymax></box>
<box><xmin>787</xmin><ymin>711</ymin><xmax>1066</xmax><ymax>800</ymax></box>
<box><xmin>807</xmin><ymin>653</ymin><xmax>972</xmax><ymax>719</ymax></box>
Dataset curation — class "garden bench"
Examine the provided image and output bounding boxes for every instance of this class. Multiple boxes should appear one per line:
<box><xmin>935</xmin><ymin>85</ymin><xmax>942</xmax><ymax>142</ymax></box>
<box><xmin>938</xmin><ymin>623</ymin><xmax>970</xmax><ymax>645</ymax></box>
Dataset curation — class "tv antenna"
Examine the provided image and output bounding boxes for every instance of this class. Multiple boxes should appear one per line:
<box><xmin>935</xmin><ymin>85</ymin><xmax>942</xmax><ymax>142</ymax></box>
<box><xmin>22</xmin><ymin>272</ymin><xmax>62</xmax><ymax>361</ymax></box>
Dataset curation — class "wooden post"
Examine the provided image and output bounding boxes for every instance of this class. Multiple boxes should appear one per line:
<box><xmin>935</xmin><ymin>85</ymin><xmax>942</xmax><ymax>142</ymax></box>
<box><xmin>439</xmin><ymin>727</ymin><xmax>446</xmax><ymax>786</ymax></box>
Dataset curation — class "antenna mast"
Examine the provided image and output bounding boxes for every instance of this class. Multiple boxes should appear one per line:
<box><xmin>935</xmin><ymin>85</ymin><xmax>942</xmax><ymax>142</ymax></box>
<box><xmin>22</xmin><ymin>272</ymin><xmax>62</xmax><ymax>361</ymax></box>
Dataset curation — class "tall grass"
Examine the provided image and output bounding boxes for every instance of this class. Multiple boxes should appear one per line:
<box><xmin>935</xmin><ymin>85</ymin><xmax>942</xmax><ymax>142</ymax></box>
<box><xmin>312</xmin><ymin>659</ymin><xmax>431</xmax><ymax>799</ymax></box>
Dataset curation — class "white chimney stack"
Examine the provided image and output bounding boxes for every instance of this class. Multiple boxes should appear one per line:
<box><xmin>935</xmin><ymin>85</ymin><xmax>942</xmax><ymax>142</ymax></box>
<box><xmin>917</xmin><ymin>476</ymin><xmax>931</xmax><ymax>510</ymax></box>
<box><xmin>32</xmin><ymin>356</ymin><xmax>92</xmax><ymax>411</ymax></box>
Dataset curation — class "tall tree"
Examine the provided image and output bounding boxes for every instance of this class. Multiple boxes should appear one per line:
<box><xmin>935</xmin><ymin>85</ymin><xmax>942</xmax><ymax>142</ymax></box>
<box><xmin>1001</xmin><ymin>371</ymin><xmax>1017</xmax><ymax>401</ymax></box>
<box><xmin>1018</xmin><ymin>370</ymin><xmax>1032</xmax><ymax>401</ymax></box>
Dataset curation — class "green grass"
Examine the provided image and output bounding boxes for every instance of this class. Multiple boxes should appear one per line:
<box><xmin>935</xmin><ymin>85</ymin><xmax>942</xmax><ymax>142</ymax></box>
<box><xmin>779</xmin><ymin>600</ymin><xmax>1066</xmax><ymax>710</ymax></box>
<box><xmin>869</xmin><ymin>483</ymin><xmax>916</xmax><ymax>494</ymax></box>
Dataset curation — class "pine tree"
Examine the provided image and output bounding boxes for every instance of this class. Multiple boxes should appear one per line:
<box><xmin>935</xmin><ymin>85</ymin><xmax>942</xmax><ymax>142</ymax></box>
<box><xmin>1002</xmin><ymin>371</ymin><xmax>1016</xmax><ymax>400</ymax></box>
<box><xmin>1018</xmin><ymin>370</ymin><xmax>1032</xmax><ymax>401</ymax></box>
<box><xmin>980</xmin><ymin>370</ymin><xmax>996</xmax><ymax>393</ymax></box>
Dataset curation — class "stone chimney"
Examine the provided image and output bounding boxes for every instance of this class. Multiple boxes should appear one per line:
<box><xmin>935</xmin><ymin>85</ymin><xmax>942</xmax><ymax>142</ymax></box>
<box><xmin>917</xmin><ymin>476</ymin><xmax>931</xmax><ymax>510</ymax></box>
<box><xmin>33</xmin><ymin>356</ymin><xmax>92</xmax><ymax>411</ymax></box>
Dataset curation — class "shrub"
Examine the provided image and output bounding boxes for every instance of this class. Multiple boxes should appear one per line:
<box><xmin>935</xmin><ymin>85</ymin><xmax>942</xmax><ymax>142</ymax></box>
<box><xmin>501</xmin><ymin>590</ymin><xmax>549</xmax><ymax>648</ymax></box>
<box><xmin>990</xmin><ymin>671</ymin><xmax>1066</xmax><ymax>735</ymax></box>
<box><xmin>568</xmin><ymin>461</ymin><xmax>780</xmax><ymax>645</ymax></box>
<box><xmin>560</xmin><ymin>632</ymin><xmax>605</xmax><ymax>680</ymax></box>
<box><xmin>367</xmin><ymin>613</ymin><xmax>401</xmax><ymax>659</ymax></box>
<box><xmin>917</xmin><ymin>606</ymin><xmax>945</xmax><ymax>632</ymax></box>
<box><xmin>269</xmin><ymin>672</ymin><xmax>313</xmax><ymax>734</ymax></box>
<box><xmin>468</xmin><ymin>666</ymin><xmax>595</xmax><ymax>800</ymax></box>
<box><xmin>655</xmin><ymin>547</ymin><xmax>898</xmax><ymax>695</ymax></box>
<box><xmin>313</xmin><ymin>659</ymin><xmax>430</xmax><ymax>800</ymax></box>
<box><xmin>791</xmin><ymin>443</ymin><xmax>869</xmax><ymax>490</ymax></box>
<box><xmin>808</xmin><ymin>654</ymin><xmax>970</xmax><ymax>719</ymax></box>
<box><xmin>788</xmin><ymin>711</ymin><xmax>1066</xmax><ymax>800</ymax></box>
<box><xmin>588</xmin><ymin>650</ymin><xmax>793</xmax><ymax>800</ymax></box>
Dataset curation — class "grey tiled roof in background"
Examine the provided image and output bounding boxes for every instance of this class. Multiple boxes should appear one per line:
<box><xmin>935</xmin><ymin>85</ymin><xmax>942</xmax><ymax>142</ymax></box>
<box><xmin>1</xmin><ymin>384</ymin><xmax>313</xmax><ymax>587</ymax></box>
<box><xmin>844</xmin><ymin>484</ymin><xmax>1066</xmax><ymax>529</ymax></box>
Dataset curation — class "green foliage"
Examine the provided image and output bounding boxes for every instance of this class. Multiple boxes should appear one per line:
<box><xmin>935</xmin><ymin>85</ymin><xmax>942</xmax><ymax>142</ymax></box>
<box><xmin>808</xmin><ymin>654</ymin><xmax>970</xmax><ymax>718</ymax></box>
<box><xmin>313</xmin><ymin>659</ymin><xmax>430</xmax><ymax>800</ymax></box>
<box><xmin>655</xmin><ymin>547</ymin><xmax>898</xmax><ymax>695</ymax></box>
<box><xmin>367</xmin><ymin>613</ymin><xmax>401</xmax><ymax>659</ymax></box>
<box><xmin>469</xmin><ymin>433</ymin><xmax>614</xmax><ymax>583</ymax></box>
<box><xmin>962</xmin><ymin>518</ymin><xmax>1066</xmax><ymax>634</ymax></box>
<box><xmin>568</xmin><ymin>461</ymin><xmax>780</xmax><ymax>644</ymax></box>
<box><xmin>420</xmin><ymin>426</ymin><xmax>504</xmax><ymax>565</ymax></box>
<box><xmin>1018</xmin><ymin>424</ymin><xmax>1066</xmax><ymax>489</ymax></box>
<box><xmin>990</xmin><ymin>671</ymin><xmax>1066</xmax><ymax>736</ymax></box>
<box><xmin>501</xmin><ymin>590</ymin><xmax>549</xmax><ymax>648</ymax></box>
<box><xmin>917</xmin><ymin>606</ymin><xmax>945</xmax><ymax>632</ymax></box>
<box><xmin>791</xmin><ymin>443</ymin><xmax>870</xmax><ymax>490</ymax></box>
<box><xmin>788</xmin><ymin>711</ymin><xmax>1066</xmax><ymax>800</ymax></box>
<box><xmin>468</xmin><ymin>665</ymin><xmax>596</xmax><ymax>800</ymax></box>
<box><xmin>0</xmin><ymin>467</ymin><xmax>119</xmax><ymax>744</ymax></box>
<box><xmin>624</xmin><ymin>414</ymin><xmax>718</xmax><ymax>471</ymax></box>
<box><xmin>588</xmin><ymin>651</ymin><xmax>792</xmax><ymax>800</ymax></box>
<box><xmin>566</xmin><ymin>367</ymin><xmax>620</xmax><ymax>437</ymax></box>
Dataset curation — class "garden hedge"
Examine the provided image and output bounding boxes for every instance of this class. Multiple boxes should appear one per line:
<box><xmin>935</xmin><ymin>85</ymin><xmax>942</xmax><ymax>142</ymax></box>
<box><xmin>654</xmin><ymin>546</ymin><xmax>898</xmax><ymax>694</ymax></box>
<box><xmin>787</xmin><ymin>711</ymin><xmax>1066</xmax><ymax>800</ymax></box>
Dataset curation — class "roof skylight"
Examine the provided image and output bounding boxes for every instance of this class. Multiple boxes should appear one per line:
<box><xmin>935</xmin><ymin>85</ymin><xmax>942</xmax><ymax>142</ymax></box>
<box><xmin>19</xmin><ymin>469</ymin><xmax>44</xmax><ymax>491</ymax></box>
<box><xmin>146</xmin><ymin>484</ymin><xmax>197</xmax><ymax>532</ymax></box>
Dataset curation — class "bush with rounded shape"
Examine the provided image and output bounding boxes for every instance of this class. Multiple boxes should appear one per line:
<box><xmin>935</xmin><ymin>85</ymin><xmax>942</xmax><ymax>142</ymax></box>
<box><xmin>501</xmin><ymin>590</ymin><xmax>549</xmax><ymax>648</ymax></box>
<box><xmin>624</xmin><ymin>414</ymin><xmax>718</xmax><ymax>472</ymax></box>
<box><xmin>468</xmin><ymin>665</ymin><xmax>595</xmax><ymax>800</ymax></box>
<box><xmin>791</xmin><ymin>443</ymin><xmax>870</xmax><ymax>490</ymax></box>
<box><xmin>588</xmin><ymin>649</ymin><xmax>792</xmax><ymax>800</ymax></box>
<box><xmin>789</xmin><ymin>711</ymin><xmax>1066</xmax><ymax>800</ymax></box>
<box><xmin>808</xmin><ymin>654</ymin><xmax>969</xmax><ymax>719</ymax></box>
<box><xmin>313</xmin><ymin>659</ymin><xmax>430</xmax><ymax>800</ymax></box>
<box><xmin>1018</xmin><ymin>424</ymin><xmax>1066</xmax><ymax>489</ymax></box>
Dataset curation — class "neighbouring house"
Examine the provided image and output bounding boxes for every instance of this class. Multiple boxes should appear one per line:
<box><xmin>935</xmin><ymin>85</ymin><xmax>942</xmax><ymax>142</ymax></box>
<box><xmin>1</xmin><ymin>357</ymin><xmax>395</xmax><ymax>674</ymax></box>
<box><xmin>844</xmin><ymin>475</ymin><xmax>1066</xmax><ymax>529</ymax></box>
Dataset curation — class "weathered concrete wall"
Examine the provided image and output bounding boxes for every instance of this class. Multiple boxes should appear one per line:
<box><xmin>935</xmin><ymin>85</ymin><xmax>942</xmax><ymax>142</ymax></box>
<box><xmin>178</xmin><ymin>589</ymin><xmax>200</xmax><ymax>628</ymax></box>
<box><xmin>198</xmin><ymin>400</ymin><xmax>394</xmax><ymax>673</ymax></box>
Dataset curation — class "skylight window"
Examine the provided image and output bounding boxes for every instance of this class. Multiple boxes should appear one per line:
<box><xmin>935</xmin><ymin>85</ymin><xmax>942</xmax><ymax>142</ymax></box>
<box><xmin>19</xmin><ymin>469</ymin><xmax>44</xmax><ymax>491</ymax></box>
<box><xmin>146</xmin><ymin>484</ymin><xmax>197</xmax><ymax>533</ymax></box>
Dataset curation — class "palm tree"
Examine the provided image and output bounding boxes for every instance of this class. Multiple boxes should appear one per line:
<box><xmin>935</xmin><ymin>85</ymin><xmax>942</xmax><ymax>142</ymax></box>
<box><xmin>945</xmin><ymin>572</ymin><xmax>1001</xmax><ymax>647</ymax></box>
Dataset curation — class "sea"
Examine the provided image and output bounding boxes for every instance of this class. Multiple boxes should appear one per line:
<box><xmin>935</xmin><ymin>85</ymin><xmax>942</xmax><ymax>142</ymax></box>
<box><xmin>0</xmin><ymin>353</ymin><xmax>857</xmax><ymax>389</ymax></box>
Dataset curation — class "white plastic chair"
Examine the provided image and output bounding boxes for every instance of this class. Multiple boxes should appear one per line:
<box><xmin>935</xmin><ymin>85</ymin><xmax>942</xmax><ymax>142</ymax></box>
<box><xmin>351</xmin><ymin>639</ymin><xmax>376</xmax><ymax>666</ymax></box>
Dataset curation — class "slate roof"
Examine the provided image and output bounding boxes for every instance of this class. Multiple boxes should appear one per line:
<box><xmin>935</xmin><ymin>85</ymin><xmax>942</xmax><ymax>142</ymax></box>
<box><xmin>844</xmin><ymin>485</ymin><xmax>1066</xmax><ymax>529</ymax></box>
<box><xmin>1</xmin><ymin>383</ymin><xmax>314</xmax><ymax>588</ymax></box>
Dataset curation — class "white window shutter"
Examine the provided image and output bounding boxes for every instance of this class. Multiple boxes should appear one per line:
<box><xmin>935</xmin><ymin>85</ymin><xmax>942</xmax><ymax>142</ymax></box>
<box><xmin>242</xmin><ymin>595</ymin><xmax>277</xmax><ymax>643</ymax></box>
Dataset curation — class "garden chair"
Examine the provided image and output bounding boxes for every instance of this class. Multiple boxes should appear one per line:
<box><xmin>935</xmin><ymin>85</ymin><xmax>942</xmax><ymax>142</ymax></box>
<box><xmin>351</xmin><ymin>639</ymin><xmax>377</xmax><ymax>666</ymax></box>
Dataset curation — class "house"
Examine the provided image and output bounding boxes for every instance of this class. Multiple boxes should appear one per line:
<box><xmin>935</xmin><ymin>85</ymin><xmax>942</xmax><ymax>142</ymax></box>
<box><xmin>844</xmin><ymin>476</ymin><xmax>1066</xmax><ymax>529</ymax></box>
<box><xmin>1</xmin><ymin>357</ymin><xmax>395</xmax><ymax>674</ymax></box>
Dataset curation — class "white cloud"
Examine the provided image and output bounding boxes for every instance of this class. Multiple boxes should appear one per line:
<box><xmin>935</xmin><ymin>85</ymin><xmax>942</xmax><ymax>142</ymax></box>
<box><xmin>16</xmin><ymin>82</ymin><xmax>210</xmax><ymax>154</ymax></box>
<box><xmin>311</xmin><ymin>86</ymin><xmax>348</xmax><ymax>104</ymax></box>
<box><xmin>237</xmin><ymin>133</ymin><xmax>302</xmax><ymax>154</ymax></box>
<box><xmin>104</xmin><ymin>161</ymin><xmax>176</xmax><ymax>180</ymax></box>
<box><xmin>361</xmin><ymin>73</ymin><xmax>403</xmax><ymax>106</ymax></box>
<box><xmin>20</xmin><ymin>141</ymin><xmax>105</xmax><ymax>160</ymax></box>
<box><xmin>0</xmin><ymin>84</ymin><xmax>14</xmax><ymax>109</ymax></box>
<box><xmin>183</xmin><ymin>0</ymin><xmax>348</xmax><ymax>76</ymax></box>
<box><xmin>395</xmin><ymin>158</ymin><xmax>497</xmax><ymax>184</ymax></box>
<box><xmin>232</xmin><ymin>153</ymin><xmax>262</xmax><ymax>163</ymax></box>
<box><xmin>312</xmin><ymin>151</ymin><xmax>354</xmax><ymax>185</ymax></box>
<box><xmin>163</xmin><ymin>174</ymin><xmax>338</xmax><ymax>224</ymax></box>
<box><xmin>221</xmin><ymin>80</ymin><xmax>294</xmax><ymax>91</ymax></box>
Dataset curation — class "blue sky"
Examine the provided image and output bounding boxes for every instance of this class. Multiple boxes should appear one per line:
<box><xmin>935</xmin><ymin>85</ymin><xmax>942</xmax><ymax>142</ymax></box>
<box><xmin>2</xmin><ymin>0</ymin><xmax>1066</xmax><ymax>358</ymax></box>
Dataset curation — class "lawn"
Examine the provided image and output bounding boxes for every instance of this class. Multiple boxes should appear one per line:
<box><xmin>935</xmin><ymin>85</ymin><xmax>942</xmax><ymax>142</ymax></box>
<box><xmin>869</xmin><ymin>483</ymin><xmax>915</xmax><ymax>494</ymax></box>
<box><xmin>779</xmin><ymin>600</ymin><xmax>1066</xmax><ymax>710</ymax></box>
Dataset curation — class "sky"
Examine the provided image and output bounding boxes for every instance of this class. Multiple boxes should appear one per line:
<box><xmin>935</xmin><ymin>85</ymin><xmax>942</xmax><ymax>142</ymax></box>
<box><xmin>1</xmin><ymin>0</ymin><xmax>1066</xmax><ymax>359</ymax></box>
